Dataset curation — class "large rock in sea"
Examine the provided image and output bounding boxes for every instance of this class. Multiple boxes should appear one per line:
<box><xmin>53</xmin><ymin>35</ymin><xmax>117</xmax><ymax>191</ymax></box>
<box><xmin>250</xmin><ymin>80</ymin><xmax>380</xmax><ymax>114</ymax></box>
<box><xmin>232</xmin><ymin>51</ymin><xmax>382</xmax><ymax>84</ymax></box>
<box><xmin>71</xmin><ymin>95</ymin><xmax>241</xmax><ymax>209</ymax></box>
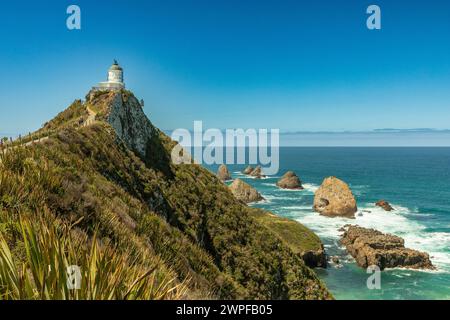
<box><xmin>313</xmin><ymin>177</ymin><xmax>357</xmax><ymax>218</ymax></box>
<box><xmin>217</xmin><ymin>164</ymin><xmax>231</xmax><ymax>181</ymax></box>
<box><xmin>276</xmin><ymin>171</ymin><xmax>303</xmax><ymax>189</ymax></box>
<box><xmin>242</xmin><ymin>166</ymin><xmax>254</xmax><ymax>175</ymax></box>
<box><xmin>229</xmin><ymin>179</ymin><xmax>264</xmax><ymax>203</ymax></box>
<box><xmin>341</xmin><ymin>225</ymin><xmax>434</xmax><ymax>270</ymax></box>
<box><xmin>249</xmin><ymin>165</ymin><xmax>265</xmax><ymax>179</ymax></box>
<box><xmin>376</xmin><ymin>200</ymin><xmax>394</xmax><ymax>211</ymax></box>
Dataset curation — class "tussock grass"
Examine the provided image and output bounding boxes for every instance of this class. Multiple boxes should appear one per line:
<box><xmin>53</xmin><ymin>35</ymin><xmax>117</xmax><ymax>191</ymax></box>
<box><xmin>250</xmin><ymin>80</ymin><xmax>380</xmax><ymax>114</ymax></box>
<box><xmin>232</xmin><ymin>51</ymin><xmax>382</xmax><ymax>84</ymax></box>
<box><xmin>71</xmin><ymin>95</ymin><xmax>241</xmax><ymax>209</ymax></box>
<box><xmin>0</xmin><ymin>146</ymin><xmax>191</xmax><ymax>300</ymax></box>
<box><xmin>0</xmin><ymin>211</ymin><xmax>188</xmax><ymax>300</ymax></box>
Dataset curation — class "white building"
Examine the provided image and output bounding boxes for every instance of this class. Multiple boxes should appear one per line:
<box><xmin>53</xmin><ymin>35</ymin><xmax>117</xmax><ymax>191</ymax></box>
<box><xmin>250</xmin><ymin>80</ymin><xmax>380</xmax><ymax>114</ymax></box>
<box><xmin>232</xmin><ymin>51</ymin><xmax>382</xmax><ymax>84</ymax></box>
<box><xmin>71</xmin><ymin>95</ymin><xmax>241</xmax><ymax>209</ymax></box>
<box><xmin>93</xmin><ymin>60</ymin><xmax>125</xmax><ymax>91</ymax></box>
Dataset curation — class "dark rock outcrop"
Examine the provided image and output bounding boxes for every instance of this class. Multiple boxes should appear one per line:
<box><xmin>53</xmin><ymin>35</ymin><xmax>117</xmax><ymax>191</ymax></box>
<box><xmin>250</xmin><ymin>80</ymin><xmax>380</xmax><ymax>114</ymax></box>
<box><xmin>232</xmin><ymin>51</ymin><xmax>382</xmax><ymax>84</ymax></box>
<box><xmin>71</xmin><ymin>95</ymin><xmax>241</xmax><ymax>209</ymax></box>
<box><xmin>330</xmin><ymin>256</ymin><xmax>340</xmax><ymax>264</ymax></box>
<box><xmin>276</xmin><ymin>171</ymin><xmax>303</xmax><ymax>189</ymax></box>
<box><xmin>217</xmin><ymin>164</ymin><xmax>231</xmax><ymax>181</ymax></box>
<box><xmin>376</xmin><ymin>200</ymin><xmax>394</xmax><ymax>211</ymax></box>
<box><xmin>229</xmin><ymin>179</ymin><xmax>264</xmax><ymax>203</ymax></box>
<box><xmin>340</xmin><ymin>225</ymin><xmax>434</xmax><ymax>270</ymax></box>
<box><xmin>313</xmin><ymin>177</ymin><xmax>357</xmax><ymax>218</ymax></box>
<box><xmin>301</xmin><ymin>247</ymin><xmax>327</xmax><ymax>268</ymax></box>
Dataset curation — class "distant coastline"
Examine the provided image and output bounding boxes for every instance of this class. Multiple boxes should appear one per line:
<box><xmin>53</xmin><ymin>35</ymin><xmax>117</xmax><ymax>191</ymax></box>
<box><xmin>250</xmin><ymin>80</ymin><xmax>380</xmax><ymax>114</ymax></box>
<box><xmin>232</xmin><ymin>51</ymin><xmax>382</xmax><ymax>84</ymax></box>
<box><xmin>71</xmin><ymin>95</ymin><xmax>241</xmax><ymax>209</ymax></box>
<box><xmin>162</xmin><ymin>129</ymin><xmax>450</xmax><ymax>147</ymax></box>
<box><xmin>6</xmin><ymin>129</ymin><xmax>450</xmax><ymax>147</ymax></box>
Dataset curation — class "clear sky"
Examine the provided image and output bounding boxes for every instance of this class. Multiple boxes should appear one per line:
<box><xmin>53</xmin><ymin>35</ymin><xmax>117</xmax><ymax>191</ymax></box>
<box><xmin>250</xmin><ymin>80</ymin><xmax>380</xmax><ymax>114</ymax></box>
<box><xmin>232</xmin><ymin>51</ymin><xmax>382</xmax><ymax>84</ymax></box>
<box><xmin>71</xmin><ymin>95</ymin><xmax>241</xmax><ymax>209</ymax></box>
<box><xmin>0</xmin><ymin>0</ymin><xmax>449</xmax><ymax>137</ymax></box>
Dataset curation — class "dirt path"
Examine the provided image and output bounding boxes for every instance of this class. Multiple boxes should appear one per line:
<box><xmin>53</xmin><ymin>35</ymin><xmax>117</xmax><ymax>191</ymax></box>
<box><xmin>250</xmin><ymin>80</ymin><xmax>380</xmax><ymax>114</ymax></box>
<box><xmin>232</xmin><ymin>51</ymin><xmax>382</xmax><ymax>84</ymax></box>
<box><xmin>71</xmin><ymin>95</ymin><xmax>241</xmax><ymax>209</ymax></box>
<box><xmin>1</xmin><ymin>106</ymin><xmax>97</xmax><ymax>158</ymax></box>
<box><xmin>83</xmin><ymin>106</ymin><xmax>97</xmax><ymax>127</ymax></box>
<box><xmin>1</xmin><ymin>136</ymin><xmax>49</xmax><ymax>157</ymax></box>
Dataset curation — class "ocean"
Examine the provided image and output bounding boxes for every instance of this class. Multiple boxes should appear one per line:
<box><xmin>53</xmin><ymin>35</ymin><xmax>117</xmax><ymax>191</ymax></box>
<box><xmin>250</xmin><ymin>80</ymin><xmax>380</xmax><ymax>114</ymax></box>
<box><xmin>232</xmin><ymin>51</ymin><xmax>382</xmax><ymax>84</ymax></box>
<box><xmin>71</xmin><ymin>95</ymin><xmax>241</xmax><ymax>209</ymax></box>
<box><xmin>207</xmin><ymin>147</ymin><xmax>450</xmax><ymax>300</ymax></box>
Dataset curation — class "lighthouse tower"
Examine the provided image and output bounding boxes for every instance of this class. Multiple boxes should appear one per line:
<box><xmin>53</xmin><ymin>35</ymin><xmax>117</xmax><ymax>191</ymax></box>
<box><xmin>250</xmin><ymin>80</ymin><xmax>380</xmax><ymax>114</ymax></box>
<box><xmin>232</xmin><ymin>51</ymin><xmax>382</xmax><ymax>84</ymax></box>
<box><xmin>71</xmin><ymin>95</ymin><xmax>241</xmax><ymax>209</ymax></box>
<box><xmin>93</xmin><ymin>60</ymin><xmax>125</xmax><ymax>91</ymax></box>
<box><xmin>107</xmin><ymin>60</ymin><xmax>124</xmax><ymax>84</ymax></box>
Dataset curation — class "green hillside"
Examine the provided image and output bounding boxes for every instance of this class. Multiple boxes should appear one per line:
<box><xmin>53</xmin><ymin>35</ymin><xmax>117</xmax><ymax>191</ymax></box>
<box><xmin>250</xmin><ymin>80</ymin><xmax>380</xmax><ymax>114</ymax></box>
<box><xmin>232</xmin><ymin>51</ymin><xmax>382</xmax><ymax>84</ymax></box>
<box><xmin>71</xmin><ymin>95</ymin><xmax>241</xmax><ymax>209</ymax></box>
<box><xmin>0</xmin><ymin>90</ymin><xmax>331</xmax><ymax>300</ymax></box>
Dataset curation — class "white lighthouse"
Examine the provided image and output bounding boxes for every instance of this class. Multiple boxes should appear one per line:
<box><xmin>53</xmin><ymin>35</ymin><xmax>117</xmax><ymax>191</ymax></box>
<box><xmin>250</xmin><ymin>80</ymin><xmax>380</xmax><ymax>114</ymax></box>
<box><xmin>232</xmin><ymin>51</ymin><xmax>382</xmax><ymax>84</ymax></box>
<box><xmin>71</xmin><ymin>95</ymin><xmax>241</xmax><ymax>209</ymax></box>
<box><xmin>94</xmin><ymin>60</ymin><xmax>125</xmax><ymax>91</ymax></box>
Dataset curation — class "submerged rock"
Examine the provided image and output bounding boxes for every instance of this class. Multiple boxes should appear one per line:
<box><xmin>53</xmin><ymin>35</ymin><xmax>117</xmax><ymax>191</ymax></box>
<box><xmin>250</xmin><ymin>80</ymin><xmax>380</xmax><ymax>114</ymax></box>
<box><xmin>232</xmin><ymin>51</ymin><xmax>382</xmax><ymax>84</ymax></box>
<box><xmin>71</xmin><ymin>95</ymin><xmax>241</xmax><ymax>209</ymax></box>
<box><xmin>217</xmin><ymin>164</ymin><xmax>231</xmax><ymax>181</ymax></box>
<box><xmin>313</xmin><ymin>177</ymin><xmax>357</xmax><ymax>218</ymax></box>
<box><xmin>276</xmin><ymin>171</ymin><xmax>303</xmax><ymax>189</ymax></box>
<box><xmin>242</xmin><ymin>166</ymin><xmax>254</xmax><ymax>175</ymax></box>
<box><xmin>330</xmin><ymin>256</ymin><xmax>340</xmax><ymax>264</ymax></box>
<box><xmin>341</xmin><ymin>225</ymin><xmax>434</xmax><ymax>270</ymax></box>
<box><xmin>376</xmin><ymin>200</ymin><xmax>394</xmax><ymax>212</ymax></box>
<box><xmin>229</xmin><ymin>179</ymin><xmax>264</xmax><ymax>203</ymax></box>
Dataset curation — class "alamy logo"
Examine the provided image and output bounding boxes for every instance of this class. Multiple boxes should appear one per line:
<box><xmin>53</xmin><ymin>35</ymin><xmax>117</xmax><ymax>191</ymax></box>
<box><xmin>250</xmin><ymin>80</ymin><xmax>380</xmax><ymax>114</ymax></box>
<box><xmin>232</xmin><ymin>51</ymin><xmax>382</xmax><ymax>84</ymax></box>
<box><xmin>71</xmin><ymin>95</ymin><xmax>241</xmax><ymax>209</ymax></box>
<box><xmin>66</xmin><ymin>265</ymin><xmax>82</xmax><ymax>290</ymax></box>
<box><xmin>367</xmin><ymin>5</ymin><xmax>381</xmax><ymax>30</ymax></box>
<box><xmin>366</xmin><ymin>265</ymin><xmax>381</xmax><ymax>289</ymax></box>
<box><xmin>171</xmin><ymin>121</ymin><xmax>280</xmax><ymax>175</ymax></box>
<box><xmin>66</xmin><ymin>5</ymin><xmax>81</xmax><ymax>30</ymax></box>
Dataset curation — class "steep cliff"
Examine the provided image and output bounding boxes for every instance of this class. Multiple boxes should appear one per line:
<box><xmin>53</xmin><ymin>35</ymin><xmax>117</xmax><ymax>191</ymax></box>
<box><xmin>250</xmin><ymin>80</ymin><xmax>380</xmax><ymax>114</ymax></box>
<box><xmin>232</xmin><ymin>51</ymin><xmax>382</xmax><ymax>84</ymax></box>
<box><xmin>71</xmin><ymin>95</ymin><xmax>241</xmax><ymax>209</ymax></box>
<box><xmin>0</xmin><ymin>89</ymin><xmax>331</xmax><ymax>300</ymax></box>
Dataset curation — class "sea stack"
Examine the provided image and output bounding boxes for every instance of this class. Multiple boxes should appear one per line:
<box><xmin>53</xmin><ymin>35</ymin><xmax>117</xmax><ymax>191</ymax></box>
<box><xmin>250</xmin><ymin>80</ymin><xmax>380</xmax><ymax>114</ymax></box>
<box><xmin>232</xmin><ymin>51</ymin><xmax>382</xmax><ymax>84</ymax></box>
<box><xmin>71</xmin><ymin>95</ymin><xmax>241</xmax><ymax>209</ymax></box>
<box><xmin>341</xmin><ymin>225</ymin><xmax>434</xmax><ymax>270</ymax></box>
<box><xmin>276</xmin><ymin>171</ymin><xmax>303</xmax><ymax>189</ymax></box>
<box><xmin>217</xmin><ymin>164</ymin><xmax>232</xmax><ymax>181</ymax></box>
<box><xmin>229</xmin><ymin>179</ymin><xmax>264</xmax><ymax>203</ymax></box>
<box><xmin>376</xmin><ymin>200</ymin><xmax>394</xmax><ymax>211</ymax></box>
<box><xmin>243</xmin><ymin>165</ymin><xmax>254</xmax><ymax>175</ymax></box>
<box><xmin>313</xmin><ymin>176</ymin><xmax>357</xmax><ymax>218</ymax></box>
<box><xmin>249</xmin><ymin>165</ymin><xmax>265</xmax><ymax>179</ymax></box>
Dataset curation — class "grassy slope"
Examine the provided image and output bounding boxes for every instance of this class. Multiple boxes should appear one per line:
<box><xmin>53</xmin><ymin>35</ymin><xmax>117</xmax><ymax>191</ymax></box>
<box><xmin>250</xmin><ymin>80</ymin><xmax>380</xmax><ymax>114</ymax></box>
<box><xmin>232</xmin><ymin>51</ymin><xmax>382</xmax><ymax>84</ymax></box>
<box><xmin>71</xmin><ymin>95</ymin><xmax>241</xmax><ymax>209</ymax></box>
<box><xmin>0</xmin><ymin>94</ymin><xmax>332</xmax><ymax>300</ymax></box>
<box><xmin>249</xmin><ymin>209</ymin><xmax>322</xmax><ymax>254</ymax></box>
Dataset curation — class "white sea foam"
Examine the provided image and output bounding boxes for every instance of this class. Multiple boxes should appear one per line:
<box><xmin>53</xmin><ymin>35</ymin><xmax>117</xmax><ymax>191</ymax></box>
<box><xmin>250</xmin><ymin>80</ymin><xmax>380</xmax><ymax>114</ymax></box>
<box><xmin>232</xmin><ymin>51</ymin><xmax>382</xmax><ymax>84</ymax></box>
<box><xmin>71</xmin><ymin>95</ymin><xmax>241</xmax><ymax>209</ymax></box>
<box><xmin>302</xmin><ymin>183</ymin><xmax>319</xmax><ymax>193</ymax></box>
<box><xmin>291</xmin><ymin>203</ymin><xmax>450</xmax><ymax>272</ymax></box>
<box><xmin>277</xmin><ymin>187</ymin><xmax>305</xmax><ymax>193</ymax></box>
<box><xmin>262</xmin><ymin>194</ymin><xmax>300</xmax><ymax>202</ymax></box>
<box><xmin>303</xmin><ymin>182</ymin><xmax>370</xmax><ymax>196</ymax></box>
<box><xmin>252</xmin><ymin>177</ymin><xmax>450</xmax><ymax>272</ymax></box>
<box><xmin>348</xmin><ymin>184</ymin><xmax>370</xmax><ymax>196</ymax></box>
<box><xmin>261</xmin><ymin>183</ymin><xmax>276</xmax><ymax>187</ymax></box>
<box><xmin>262</xmin><ymin>182</ymin><xmax>305</xmax><ymax>189</ymax></box>
<box><xmin>237</xmin><ymin>175</ymin><xmax>272</xmax><ymax>180</ymax></box>
<box><xmin>279</xmin><ymin>205</ymin><xmax>312</xmax><ymax>211</ymax></box>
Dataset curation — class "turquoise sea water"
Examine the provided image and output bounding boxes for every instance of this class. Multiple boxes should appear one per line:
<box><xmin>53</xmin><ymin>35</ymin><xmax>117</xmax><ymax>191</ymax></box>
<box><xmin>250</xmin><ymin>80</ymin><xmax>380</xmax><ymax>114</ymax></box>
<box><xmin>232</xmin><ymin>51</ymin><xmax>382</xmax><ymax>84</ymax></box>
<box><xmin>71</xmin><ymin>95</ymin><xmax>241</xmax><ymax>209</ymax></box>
<box><xmin>208</xmin><ymin>147</ymin><xmax>450</xmax><ymax>300</ymax></box>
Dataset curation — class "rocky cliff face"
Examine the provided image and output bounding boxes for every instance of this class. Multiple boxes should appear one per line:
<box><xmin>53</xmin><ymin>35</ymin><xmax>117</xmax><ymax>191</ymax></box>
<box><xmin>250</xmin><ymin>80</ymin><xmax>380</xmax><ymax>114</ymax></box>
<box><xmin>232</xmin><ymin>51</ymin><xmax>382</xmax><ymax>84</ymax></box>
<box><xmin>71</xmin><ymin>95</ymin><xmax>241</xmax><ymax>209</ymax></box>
<box><xmin>96</xmin><ymin>91</ymin><xmax>156</xmax><ymax>159</ymax></box>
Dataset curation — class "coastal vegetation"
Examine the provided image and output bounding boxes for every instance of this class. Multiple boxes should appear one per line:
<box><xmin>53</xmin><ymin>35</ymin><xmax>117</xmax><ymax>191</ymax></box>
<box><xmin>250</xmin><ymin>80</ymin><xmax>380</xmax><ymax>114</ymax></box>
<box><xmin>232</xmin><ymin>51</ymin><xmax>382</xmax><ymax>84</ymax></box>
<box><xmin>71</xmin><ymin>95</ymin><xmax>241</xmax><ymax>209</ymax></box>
<box><xmin>0</xmin><ymin>90</ymin><xmax>331</xmax><ymax>300</ymax></box>
<box><xmin>249</xmin><ymin>209</ymin><xmax>322</xmax><ymax>255</ymax></box>
<box><xmin>250</xmin><ymin>209</ymin><xmax>326</xmax><ymax>268</ymax></box>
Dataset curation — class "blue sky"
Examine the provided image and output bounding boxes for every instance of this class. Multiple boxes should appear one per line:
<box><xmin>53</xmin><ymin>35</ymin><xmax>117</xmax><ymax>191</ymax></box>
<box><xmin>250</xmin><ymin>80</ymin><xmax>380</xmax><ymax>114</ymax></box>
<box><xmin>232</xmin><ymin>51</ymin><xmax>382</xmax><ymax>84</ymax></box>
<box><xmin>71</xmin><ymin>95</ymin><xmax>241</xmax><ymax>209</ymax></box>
<box><xmin>0</xmin><ymin>0</ymin><xmax>449</xmax><ymax>137</ymax></box>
